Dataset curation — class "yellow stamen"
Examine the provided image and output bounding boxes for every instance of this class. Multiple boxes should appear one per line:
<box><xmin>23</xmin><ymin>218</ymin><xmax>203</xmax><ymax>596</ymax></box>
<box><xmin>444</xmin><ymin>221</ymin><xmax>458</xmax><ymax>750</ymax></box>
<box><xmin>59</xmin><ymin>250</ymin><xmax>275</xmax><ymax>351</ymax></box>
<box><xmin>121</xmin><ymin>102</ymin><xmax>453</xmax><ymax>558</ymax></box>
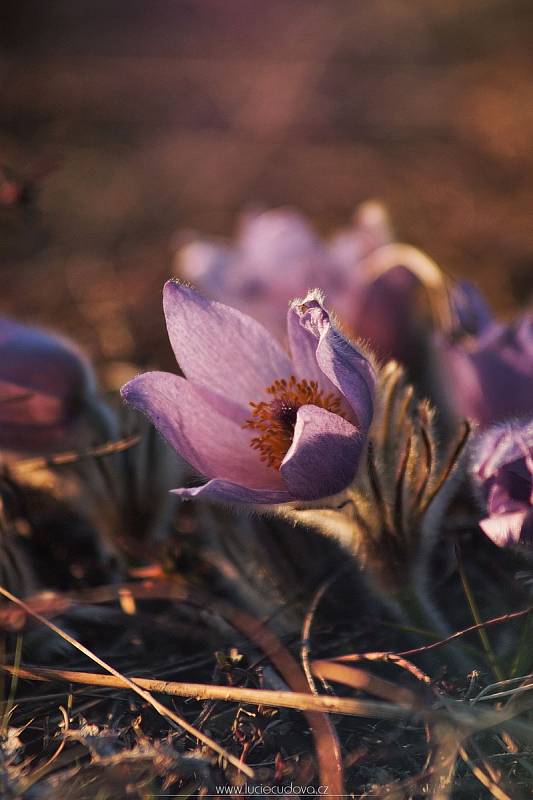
<box><xmin>243</xmin><ymin>376</ymin><xmax>345</xmax><ymax>470</ymax></box>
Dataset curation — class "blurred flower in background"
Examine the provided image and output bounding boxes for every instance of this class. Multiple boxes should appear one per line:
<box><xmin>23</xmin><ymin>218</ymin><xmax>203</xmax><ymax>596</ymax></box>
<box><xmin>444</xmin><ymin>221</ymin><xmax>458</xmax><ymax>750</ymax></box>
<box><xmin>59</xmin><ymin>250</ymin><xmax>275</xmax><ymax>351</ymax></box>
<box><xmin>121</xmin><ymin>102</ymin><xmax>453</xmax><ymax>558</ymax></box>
<box><xmin>176</xmin><ymin>204</ymin><xmax>367</xmax><ymax>340</ymax></box>
<box><xmin>176</xmin><ymin>201</ymin><xmax>453</xmax><ymax>374</ymax></box>
<box><xmin>437</xmin><ymin>312</ymin><xmax>533</xmax><ymax>428</ymax></box>
<box><xmin>0</xmin><ymin>317</ymin><xmax>114</xmax><ymax>455</ymax></box>
<box><xmin>472</xmin><ymin>419</ymin><xmax>533</xmax><ymax>546</ymax></box>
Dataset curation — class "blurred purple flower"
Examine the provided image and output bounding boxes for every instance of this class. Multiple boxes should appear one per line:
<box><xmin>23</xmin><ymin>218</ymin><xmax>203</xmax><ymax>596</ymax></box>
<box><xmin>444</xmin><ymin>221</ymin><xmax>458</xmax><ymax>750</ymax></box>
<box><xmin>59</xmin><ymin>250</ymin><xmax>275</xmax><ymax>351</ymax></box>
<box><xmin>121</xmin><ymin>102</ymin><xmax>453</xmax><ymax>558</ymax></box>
<box><xmin>473</xmin><ymin>419</ymin><xmax>533</xmax><ymax>546</ymax></box>
<box><xmin>0</xmin><ymin>317</ymin><xmax>98</xmax><ymax>453</ymax></box>
<box><xmin>121</xmin><ymin>282</ymin><xmax>375</xmax><ymax>505</ymax></box>
<box><xmin>437</xmin><ymin>313</ymin><xmax>533</xmax><ymax>427</ymax></box>
<box><xmin>451</xmin><ymin>280</ymin><xmax>493</xmax><ymax>336</ymax></box>
<box><xmin>176</xmin><ymin>203</ymin><xmax>394</xmax><ymax>341</ymax></box>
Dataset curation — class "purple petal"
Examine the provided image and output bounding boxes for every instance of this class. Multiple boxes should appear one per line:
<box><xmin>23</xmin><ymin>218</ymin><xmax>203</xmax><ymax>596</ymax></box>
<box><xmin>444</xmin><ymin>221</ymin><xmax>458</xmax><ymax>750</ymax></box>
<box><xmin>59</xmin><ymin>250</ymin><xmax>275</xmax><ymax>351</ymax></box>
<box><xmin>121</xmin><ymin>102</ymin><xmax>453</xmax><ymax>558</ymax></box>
<box><xmin>288</xmin><ymin>291</ymin><xmax>375</xmax><ymax>432</ymax></box>
<box><xmin>121</xmin><ymin>371</ymin><xmax>283</xmax><ymax>491</ymax></box>
<box><xmin>287</xmin><ymin>300</ymin><xmax>335</xmax><ymax>391</ymax></box>
<box><xmin>163</xmin><ymin>282</ymin><xmax>291</xmax><ymax>414</ymax></box>
<box><xmin>480</xmin><ymin>511</ymin><xmax>529</xmax><ymax>547</ymax></box>
<box><xmin>473</xmin><ymin>420</ymin><xmax>533</xmax><ymax>482</ymax></box>
<box><xmin>173</xmin><ymin>479</ymin><xmax>290</xmax><ymax>505</ymax></box>
<box><xmin>280</xmin><ymin>404</ymin><xmax>360</xmax><ymax>500</ymax></box>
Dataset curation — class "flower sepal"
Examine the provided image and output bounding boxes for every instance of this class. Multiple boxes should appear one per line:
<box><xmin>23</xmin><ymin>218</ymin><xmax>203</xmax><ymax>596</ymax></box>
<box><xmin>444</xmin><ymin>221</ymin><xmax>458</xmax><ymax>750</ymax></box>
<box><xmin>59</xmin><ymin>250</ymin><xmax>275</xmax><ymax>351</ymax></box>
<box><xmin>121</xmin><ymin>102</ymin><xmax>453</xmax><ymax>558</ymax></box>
<box><xmin>269</xmin><ymin>486</ymin><xmax>364</xmax><ymax>551</ymax></box>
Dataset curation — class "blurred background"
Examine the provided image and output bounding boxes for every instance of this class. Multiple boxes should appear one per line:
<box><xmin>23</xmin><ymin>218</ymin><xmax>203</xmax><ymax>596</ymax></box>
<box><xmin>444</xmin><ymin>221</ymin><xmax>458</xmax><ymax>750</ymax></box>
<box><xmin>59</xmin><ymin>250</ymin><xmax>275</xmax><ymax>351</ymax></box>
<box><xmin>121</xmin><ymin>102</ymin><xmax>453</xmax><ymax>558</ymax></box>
<box><xmin>1</xmin><ymin>0</ymin><xmax>533</xmax><ymax>378</ymax></box>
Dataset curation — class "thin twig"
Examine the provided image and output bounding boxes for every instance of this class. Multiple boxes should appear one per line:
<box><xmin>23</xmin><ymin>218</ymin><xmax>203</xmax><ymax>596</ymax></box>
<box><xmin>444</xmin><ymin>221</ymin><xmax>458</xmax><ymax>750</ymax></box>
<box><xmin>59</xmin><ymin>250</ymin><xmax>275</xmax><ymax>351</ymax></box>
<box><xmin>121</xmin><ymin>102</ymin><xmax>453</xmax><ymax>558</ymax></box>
<box><xmin>332</xmin><ymin>606</ymin><xmax>533</xmax><ymax>662</ymax></box>
<box><xmin>12</xmin><ymin>434</ymin><xmax>141</xmax><ymax>473</ymax></box>
<box><xmin>0</xmin><ymin>663</ymin><xmax>417</xmax><ymax>720</ymax></box>
<box><xmin>300</xmin><ymin>574</ymin><xmax>337</xmax><ymax>695</ymax></box>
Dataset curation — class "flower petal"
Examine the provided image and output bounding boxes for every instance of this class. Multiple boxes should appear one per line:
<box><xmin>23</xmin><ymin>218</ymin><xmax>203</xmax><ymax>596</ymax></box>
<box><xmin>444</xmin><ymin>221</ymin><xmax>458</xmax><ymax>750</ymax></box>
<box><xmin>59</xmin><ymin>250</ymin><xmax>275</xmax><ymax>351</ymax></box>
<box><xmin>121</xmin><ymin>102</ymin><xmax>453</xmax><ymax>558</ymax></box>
<box><xmin>280</xmin><ymin>404</ymin><xmax>360</xmax><ymax>500</ymax></box>
<box><xmin>288</xmin><ymin>291</ymin><xmax>375</xmax><ymax>432</ymax></box>
<box><xmin>480</xmin><ymin>511</ymin><xmax>528</xmax><ymax>547</ymax></box>
<box><xmin>121</xmin><ymin>371</ymin><xmax>283</xmax><ymax>490</ymax></box>
<box><xmin>173</xmin><ymin>479</ymin><xmax>290</xmax><ymax>505</ymax></box>
<box><xmin>163</xmin><ymin>282</ymin><xmax>291</xmax><ymax>414</ymax></box>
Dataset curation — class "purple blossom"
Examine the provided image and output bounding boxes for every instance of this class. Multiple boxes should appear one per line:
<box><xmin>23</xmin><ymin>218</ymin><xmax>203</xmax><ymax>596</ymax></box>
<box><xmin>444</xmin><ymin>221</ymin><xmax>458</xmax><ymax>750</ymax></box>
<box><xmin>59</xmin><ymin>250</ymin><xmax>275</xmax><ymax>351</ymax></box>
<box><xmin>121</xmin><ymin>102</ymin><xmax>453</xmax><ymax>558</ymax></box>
<box><xmin>0</xmin><ymin>317</ymin><xmax>98</xmax><ymax>453</ymax></box>
<box><xmin>437</xmin><ymin>313</ymin><xmax>533</xmax><ymax>427</ymax></box>
<box><xmin>176</xmin><ymin>203</ymin><xmax>393</xmax><ymax>343</ymax></box>
<box><xmin>472</xmin><ymin>419</ymin><xmax>533</xmax><ymax>546</ymax></box>
<box><xmin>121</xmin><ymin>282</ymin><xmax>376</xmax><ymax>505</ymax></box>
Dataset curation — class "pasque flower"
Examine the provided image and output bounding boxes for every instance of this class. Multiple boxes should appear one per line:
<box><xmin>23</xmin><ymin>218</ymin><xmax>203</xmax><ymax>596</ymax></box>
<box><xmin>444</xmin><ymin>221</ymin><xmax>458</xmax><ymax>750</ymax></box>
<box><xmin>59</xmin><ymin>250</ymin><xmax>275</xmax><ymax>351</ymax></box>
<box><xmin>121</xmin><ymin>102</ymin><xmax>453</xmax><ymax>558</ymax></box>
<box><xmin>0</xmin><ymin>317</ymin><xmax>105</xmax><ymax>454</ymax></box>
<box><xmin>177</xmin><ymin>204</ymin><xmax>456</xmax><ymax>372</ymax></box>
<box><xmin>472</xmin><ymin>419</ymin><xmax>533</xmax><ymax>546</ymax></box>
<box><xmin>121</xmin><ymin>282</ymin><xmax>375</xmax><ymax>504</ymax></box>
<box><xmin>176</xmin><ymin>203</ymin><xmax>393</xmax><ymax>341</ymax></box>
<box><xmin>437</xmin><ymin>312</ymin><xmax>533</xmax><ymax>427</ymax></box>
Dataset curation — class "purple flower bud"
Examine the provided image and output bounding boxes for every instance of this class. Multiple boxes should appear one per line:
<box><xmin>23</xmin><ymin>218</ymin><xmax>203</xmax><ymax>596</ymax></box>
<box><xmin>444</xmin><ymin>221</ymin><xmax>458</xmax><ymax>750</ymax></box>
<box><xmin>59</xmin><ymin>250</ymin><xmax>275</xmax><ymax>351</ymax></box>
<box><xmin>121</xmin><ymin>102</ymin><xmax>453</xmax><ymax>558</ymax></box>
<box><xmin>338</xmin><ymin>264</ymin><xmax>422</xmax><ymax>365</ymax></box>
<box><xmin>472</xmin><ymin>419</ymin><xmax>533</xmax><ymax>546</ymax></box>
<box><xmin>121</xmin><ymin>283</ymin><xmax>376</xmax><ymax>505</ymax></box>
<box><xmin>437</xmin><ymin>313</ymin><xmax>533</xmax><ymax>427</ymax></box>
<box><xmin>0</xmin><ymin>317</ymin><xmax>99</xmax><ymax>454</ymax></box>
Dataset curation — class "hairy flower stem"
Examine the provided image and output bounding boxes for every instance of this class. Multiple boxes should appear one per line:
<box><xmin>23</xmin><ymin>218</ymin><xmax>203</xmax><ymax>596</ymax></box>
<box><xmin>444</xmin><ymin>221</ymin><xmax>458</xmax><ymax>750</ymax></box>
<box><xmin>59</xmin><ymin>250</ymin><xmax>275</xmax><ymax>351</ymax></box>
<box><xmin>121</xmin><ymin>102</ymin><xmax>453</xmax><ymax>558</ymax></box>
<box><xmin>278</xmin><ymin>504</ymin><xmax>470</xmax><ymax>673</ymax></box>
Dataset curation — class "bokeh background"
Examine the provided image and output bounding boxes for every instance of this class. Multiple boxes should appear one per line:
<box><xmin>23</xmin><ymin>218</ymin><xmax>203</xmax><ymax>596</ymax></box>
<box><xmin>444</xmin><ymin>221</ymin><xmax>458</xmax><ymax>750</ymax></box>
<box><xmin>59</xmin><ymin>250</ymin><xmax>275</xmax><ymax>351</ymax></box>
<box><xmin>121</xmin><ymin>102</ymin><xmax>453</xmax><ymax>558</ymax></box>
<box><xmin>1</xmin><ymin>0</ymin><xmax>533</xmax><ymax>379</ymax></box>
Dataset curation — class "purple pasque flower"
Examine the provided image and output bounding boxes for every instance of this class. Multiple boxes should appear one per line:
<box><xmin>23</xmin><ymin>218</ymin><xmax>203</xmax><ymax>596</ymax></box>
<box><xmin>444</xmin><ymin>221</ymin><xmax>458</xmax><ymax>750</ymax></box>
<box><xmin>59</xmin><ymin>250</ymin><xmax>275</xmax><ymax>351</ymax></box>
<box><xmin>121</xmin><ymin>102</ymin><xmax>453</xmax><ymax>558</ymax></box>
<box><xmin>472</xmin><ymin>419</ymin><xmax>533</xmax><ymax>546</ymax></box>
<box><xmin>437</xmin><ymin>313</ymin><xmax>533</xmax><ymax>428</ymax></box>
<box><xmin>0</xmin><ymin>317</ymin><xmax>99</xmax><ymax>454</ymax></box>
<box><xmin>176</xmin><ymin>203</ymin><xmax>392</xmax><ymax>341</ymax></box>
<box><xmin>121</xmin><ymin>282</ymin><xmax>376</xmax><ymax>505</ymax></box>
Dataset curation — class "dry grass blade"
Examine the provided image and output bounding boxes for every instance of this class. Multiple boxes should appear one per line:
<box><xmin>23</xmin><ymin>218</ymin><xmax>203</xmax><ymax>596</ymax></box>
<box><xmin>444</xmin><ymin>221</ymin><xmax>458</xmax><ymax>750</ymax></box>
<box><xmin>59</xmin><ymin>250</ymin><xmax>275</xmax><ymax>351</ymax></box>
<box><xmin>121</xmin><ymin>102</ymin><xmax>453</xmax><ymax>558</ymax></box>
<box><xmin>11</xmin><ymin>434</ymin><xmax>141</xmax><ymax>474</ymax></box>
<box><xmin>17</xmin><ymin>706</ymin><xmax>70</xmax><ymax>792</ymax></box>
<box><xmin>311</xmin><ymin>660</ymin><xmax>425</xmax><ymax>711</ymax></box>
<box><xmin>458</xmin><ymin>744</ymin><xmax>513</xmax><ymax>800</ymax></box>
<box><xmin>0</xmin><ymin>585</ymin><xmax>253</xmax><ymax>777</ymax></box>
<box><xmin>0</xmin><ymin>663</ymin><xmax>422</xmax><ymax>720</ymax></box>
<box><xmin>425</xmin><ymin>722</ymin><xmax>459</xmax><ymax>800</ymax></box>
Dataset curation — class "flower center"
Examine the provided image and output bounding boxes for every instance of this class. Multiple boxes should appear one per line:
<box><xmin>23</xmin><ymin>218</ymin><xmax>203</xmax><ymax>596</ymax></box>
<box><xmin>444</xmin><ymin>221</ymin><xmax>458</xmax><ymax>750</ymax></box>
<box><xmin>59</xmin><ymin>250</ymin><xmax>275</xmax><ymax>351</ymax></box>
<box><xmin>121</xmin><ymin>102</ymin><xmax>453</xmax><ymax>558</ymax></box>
<box><xmin>243</xmin><ymin>376</ymin><xmax>344</xmax><ymax>470</ymax></box>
